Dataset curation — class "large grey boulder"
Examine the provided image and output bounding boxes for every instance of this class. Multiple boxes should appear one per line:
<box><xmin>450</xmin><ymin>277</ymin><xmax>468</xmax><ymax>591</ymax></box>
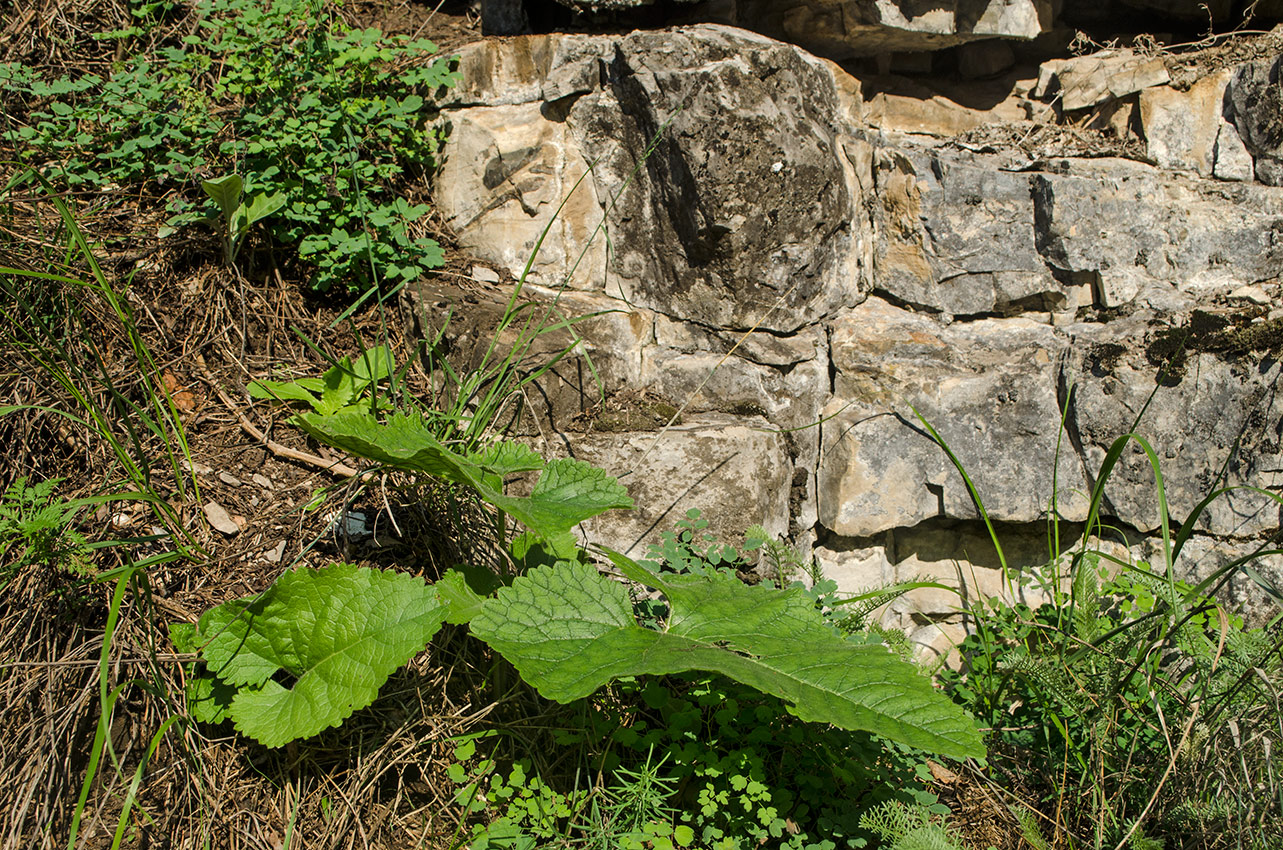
<box><xmin>817</xmin><ymin>296</ymin><xmax>1087</xmax><ymax>538</ymax></box>
<box><xmin>484</xmin><ymin>0</ymin><xmax>1056</xmax><ymax>53</ymax></box>
<box><xmin>1030</xmin><ymin>158</ymin><xmax>1283</xmax><ymax>310</ymax></box>
<box><xmin>1063</xmin><ymin>315</ymin><xmax>1283</xmax><ymax>539</ymax></box>
<box><xmin>437</xmin><ymin>27</ymin><xmax>872</xmax><ymax>333</ymax></box>
<box><xmin>873</xmin><ymin>147</ymin><xmax>1061</xmax><ymax>317</ymax></box>
<box><xmin>544</xmin><ymin>415</ymin><xmax>793</xmax><ymax>557</ymax></box>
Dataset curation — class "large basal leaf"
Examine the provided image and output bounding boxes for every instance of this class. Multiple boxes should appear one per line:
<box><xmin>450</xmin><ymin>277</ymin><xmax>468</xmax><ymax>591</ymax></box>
<box><xmin>470</xmin><ymin>557</ymin><xmax>985</xmax><ymax>761</ymax></box>
<box><xmin>294</xmin><ymin>410</ymin><xmax>633</xmax><ymax>539</ymax></box>
<box><xmin>197</xmin><ymin>564</ymin><xmax>447</xmax><ymax>747</ymax></box>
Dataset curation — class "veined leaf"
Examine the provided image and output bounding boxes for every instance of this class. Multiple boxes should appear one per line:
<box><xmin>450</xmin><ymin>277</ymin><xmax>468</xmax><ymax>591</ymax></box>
<box><xmin>197</xmin><ymin>564</ymin><xmax>447</xmax><ymax>747</ymax></box>
<box><xmin>294</xmin><ymin>411</ymin><xmax>633</xmax><ymax>539</ymax></box>
<box><xmin>243</xmin><ymin>189</ymin><xmax>286</xmax><ymax>228</ymax></box>
<box><xmin>470</xmin><ymin>557</ymin><xmax>985</xmax><ymax>761</ymax></box>
<box><xmin>467</xmin><ymin>441</ymin><xmax>546</xmax><ymax>476</ymax></box>
<box><xmin>351</xmin><ymin>345</ymin><xmax>393</xmax><ymax>385</ymax></box>
<box><xmin>170</xmin><ymin>622</ymin><xmax>234</xmax><ymax>723</ymax></box>
<box><xmin>248</xmin><ymin>378</ymin><xmax>321</xmax><ymax>406</ymax></box>
<box><xmin>487</xmin><ymin>459</ymin><xmax>633</xmax><ymax>539</ymax></box>
<box><xmin>201</xmin><ymin>173</ymin><xmax>243</xmax><ymax>220</ymax></box>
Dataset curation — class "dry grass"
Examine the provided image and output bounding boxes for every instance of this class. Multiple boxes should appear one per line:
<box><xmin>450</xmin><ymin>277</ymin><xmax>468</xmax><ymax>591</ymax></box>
<box><xmin>0</xmin><ymin>141</ymin><xmax>518</xmax><ymax>848</ymax></box>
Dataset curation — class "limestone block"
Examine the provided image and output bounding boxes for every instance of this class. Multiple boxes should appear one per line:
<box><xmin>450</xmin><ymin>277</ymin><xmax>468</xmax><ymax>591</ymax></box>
<box><xmin>1064</xmin><ymin>318</ymin><xmax>1283</xmax><ymax>538</ymax></box>
<box><xmin>443</xmin><ymin>34</ymin><xmax>610</xmax><ymax>108</ymax></box>
<box><xmin>438</xmin><ymin>27</ymin><xmax>875</xmax><ymax>331</ymax></box>
<box><xmin>907</xmin><ymin>621</ymin><xmax>969</xmax><ymax>667</ymax></box>
<box><xmin>640</xmin><ymin>346</ymin><xmax>827</xmax><ymax>435</ymax></box>
<box><xmin>570</xmin><ymin>26</ymin><xmax>870</xmax><ymax>331</ymax></box>
<box><xmin>818</xmin><ymin>297</ymin><xmax>1087</xmax><ymax>538</ymax></box>
<box><xmin>862</xmin><ymin>74</ymin><xmax>1033</xmax><ymax>137</ymax></box>
<box><xmin>1039</xmin><ymin>49</ymin><xmax>1169</xmax><ymax>111</ymax></box>
<box><xmin>882</xmin><ymin>521</ymin><xmax>1071</xmax><ymax>620</ymax></box>
<box><xmin>814</xmin><ymin>540</ymin><xmax>895</xmax><ymax>592</ymax></box>
<box><xmin>1226</xmin><ymin>56</ymin><xmax>1283</xmax><ymax>185</ymax></box>
<box><xmin>435</xmin><ymin>102</ymin><xmax>608</xmax><ymax>290</ymax></box>
<box><xmin>1213</xmin><ymin>121</ymin><xmax>1254</xmax><ymax>182</ymax></box>
<box><xmin>651</xmin><ymin>315</ymin><xmax>826</xmax><ymax>368</ymax></box>
<box><xmin>1138</xmin><ymin>71</ymin><xmax>1233</xmax><ymax>177</ymax></box>
<box><xmin>715</xmin><ymin>0</ymin><xmax>1053</xmax><ymax>59</ymax></box>
<box><xmin>1143</xmin><ymin>534</ymin><xmax>1283</xmax><ymax>626</ymax></box>
<box><xmin>1030</xmin><ymin>160</ymin><xmax>1283</xmax><ymax>309</ymax></box>
<box><xmin>873</xmin><ymin>146</ymin><xmax>1060</xmax><ymax>316</ymax></box>
<box><xmin>552</xmin><ymin>416</ymin><xmax>792</xmax><ymax>557</ymax></box>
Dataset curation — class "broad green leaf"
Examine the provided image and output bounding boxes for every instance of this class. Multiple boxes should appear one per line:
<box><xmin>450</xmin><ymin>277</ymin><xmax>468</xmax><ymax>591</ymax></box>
<box><xmin>248</xmin><ymin>378</ymin><xmax>321</xmax><ymax>406</ymax></box>
<box><xmin>200</xmin><ymin>174</ymin><xmax>243</xmax><ymax>220</ymax></box>
<box><xmin>470</xmin><ymin>557</ymin><xmax>985</xmax><ymax>761</ymax></box>
<box><xmin>169</xmin><ymin>622</ymin><xmax>234</xmax><ymax>724</ymax></box>
<box><xmin>317</xmin><ymin>359</ymin><xmax>360</xmax><ymax>414</ymax></box>
<box><xmin>436</xmin><ymin>569</ymin><xmax>488</xmax><ymax>625</ymax></box>
<box><xmin>294</xmin><ymin>410</ymin><xmax>633</xmax><ymax>539</ymax></box>
<box><xmin>243</xmin><ymin>190</ymin><xmax>286</xmax><ymax>227</ymax></box>
<box><xmin>197</xmin><ymin>564</ymin><xmax>447</xmax><ymax>747</ymax></box>
<box><xmin>351</xmin><ymin>345</ymin><xmax>393</xmax><ymax>384</ymax></box>
<box><xmin>487</xmin><ymin>458</ymin><xmax>633</xmax><ymax>539</ymax></box>
<box><xmin>186</xmin><ymin>671</ymin><xmax>237</xmax><ymax>724</ymax></box>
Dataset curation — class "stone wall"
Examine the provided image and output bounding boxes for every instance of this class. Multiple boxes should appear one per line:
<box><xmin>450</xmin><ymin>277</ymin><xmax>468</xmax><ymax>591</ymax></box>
<box><xmin>422</xmin><ymin>22</ymin><xmax>1283</xmax><ymax>658</ymax></box>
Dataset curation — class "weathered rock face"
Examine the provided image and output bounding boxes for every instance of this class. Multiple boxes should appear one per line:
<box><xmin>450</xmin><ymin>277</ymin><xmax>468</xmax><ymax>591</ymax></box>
<box><xmin>700</xmin><ymin>0</ymin><xmax>1056</xmax><ymax>58</ymax></box>
<box><xmin>439</xmin><ymin>27</ymin><xmax>871</xmax><ymax>332</ymax></box>
<box><xmin>1226</xmin><ymin>56</ymin><xmax>1283</xmax><ymax>186</ymax></box>
<box><xmin>427</xmin><ymin>23</ymin><xmax>1283</xmax><ymax>642</ymax></box>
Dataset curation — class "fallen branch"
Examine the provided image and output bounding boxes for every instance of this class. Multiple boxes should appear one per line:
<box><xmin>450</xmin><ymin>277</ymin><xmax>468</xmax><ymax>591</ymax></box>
<box><xmin>196</xmin><ymin>357</ymin><xmax>363</xmax><ymax>479</ymax></box>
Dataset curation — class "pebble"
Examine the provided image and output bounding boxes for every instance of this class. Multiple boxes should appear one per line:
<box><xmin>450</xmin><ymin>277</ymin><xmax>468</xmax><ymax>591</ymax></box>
<box><xmin>1229</xmin><ymin>285</ymin><xmax>1270</xmax><ymax>307</ymax></box>
<box><xmin>219</xmin><ymin>472</ymin><xmax>242</xmax><ymax>487</ymax></box>
<box><xmin>203</xmin><ymin>501</ymin><xmax>241</xmax><ymax>536</ymax></box>
<box><xmin>251</xmin><ymin>473</ymin><xmax>274</xmax><ymax>490</ymax></box>
<box><xmin>264</xmin><ymin>540</ymin><xmax>286</xmax><ymax>563</ymax></box>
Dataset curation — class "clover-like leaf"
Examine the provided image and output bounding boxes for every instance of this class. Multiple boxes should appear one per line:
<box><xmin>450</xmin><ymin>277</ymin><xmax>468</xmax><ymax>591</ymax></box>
<box><xmin>470</xmin><ymin>557</ymin><xmax>985</xmax><ymax>761</ymax></box>
<box><xmin>197</xmin><ymin>564</ymin><xmax>446</xmax><ymax>747</ymax></box>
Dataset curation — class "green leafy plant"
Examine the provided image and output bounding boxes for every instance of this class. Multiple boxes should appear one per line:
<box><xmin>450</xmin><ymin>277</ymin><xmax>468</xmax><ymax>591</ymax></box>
<box><xmin>597</xmin><ymin>673</ymin><xmax>951</xmax><ymax>850</ymax></box>
<box><xmin>573</xmin><ymin>749</ymin><xmax>693</xmax><ymax>850</ymax></box>
<box><xmin>248</xmin><ymin>344</ymin><xmax>394</xmax><ymax>415</ymax></box>
<box><xmin>448</xmin><ymin>737</ymin><xmax>590</xmax><ymax>849</ymax></box>
<box><xmin>919</xmin><ymin>396</ymin><xmax>1283</xmax><ymax>850</ymax></box>
<box><xmin>858</xmin><ymin>800</ymin><xmax>968</xmax><ymax>850</ymax></box>
<box><xmin>173</xmin><ymin>563</ymin><xmax>448</xmax><ymax>746</ymax></box>
<box><xmin>0</xmin><ymin>477</ymin><xmax>93</xmax><ymax>580</ymax></box>
<box><xmin>470</xmin><ymin>553</ymin><xmax>981</xmax><ymax>759</ymax></box>
<box><xmin>4</xmin><ymin>0</ymin><xmax>459</xmax><ymax>292</ymax></box>
<box><xmin>180</xmin><ymin>419</ymin><xmax>982</xmax><ymax>761</ymax></box>
<box><xmin>183</xmin><ymin>545</ymin><xmax>982</xmax><ymax>761</ymax></box>
<box><xmin>195</xmin><ymin>173</ymin><xmax>285</xmax><ymax>267</ymax></box>
<box><xmin>647</xmin><ymin>508</ymin><xmax>745</xmax><ymax>577</ymax></box>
